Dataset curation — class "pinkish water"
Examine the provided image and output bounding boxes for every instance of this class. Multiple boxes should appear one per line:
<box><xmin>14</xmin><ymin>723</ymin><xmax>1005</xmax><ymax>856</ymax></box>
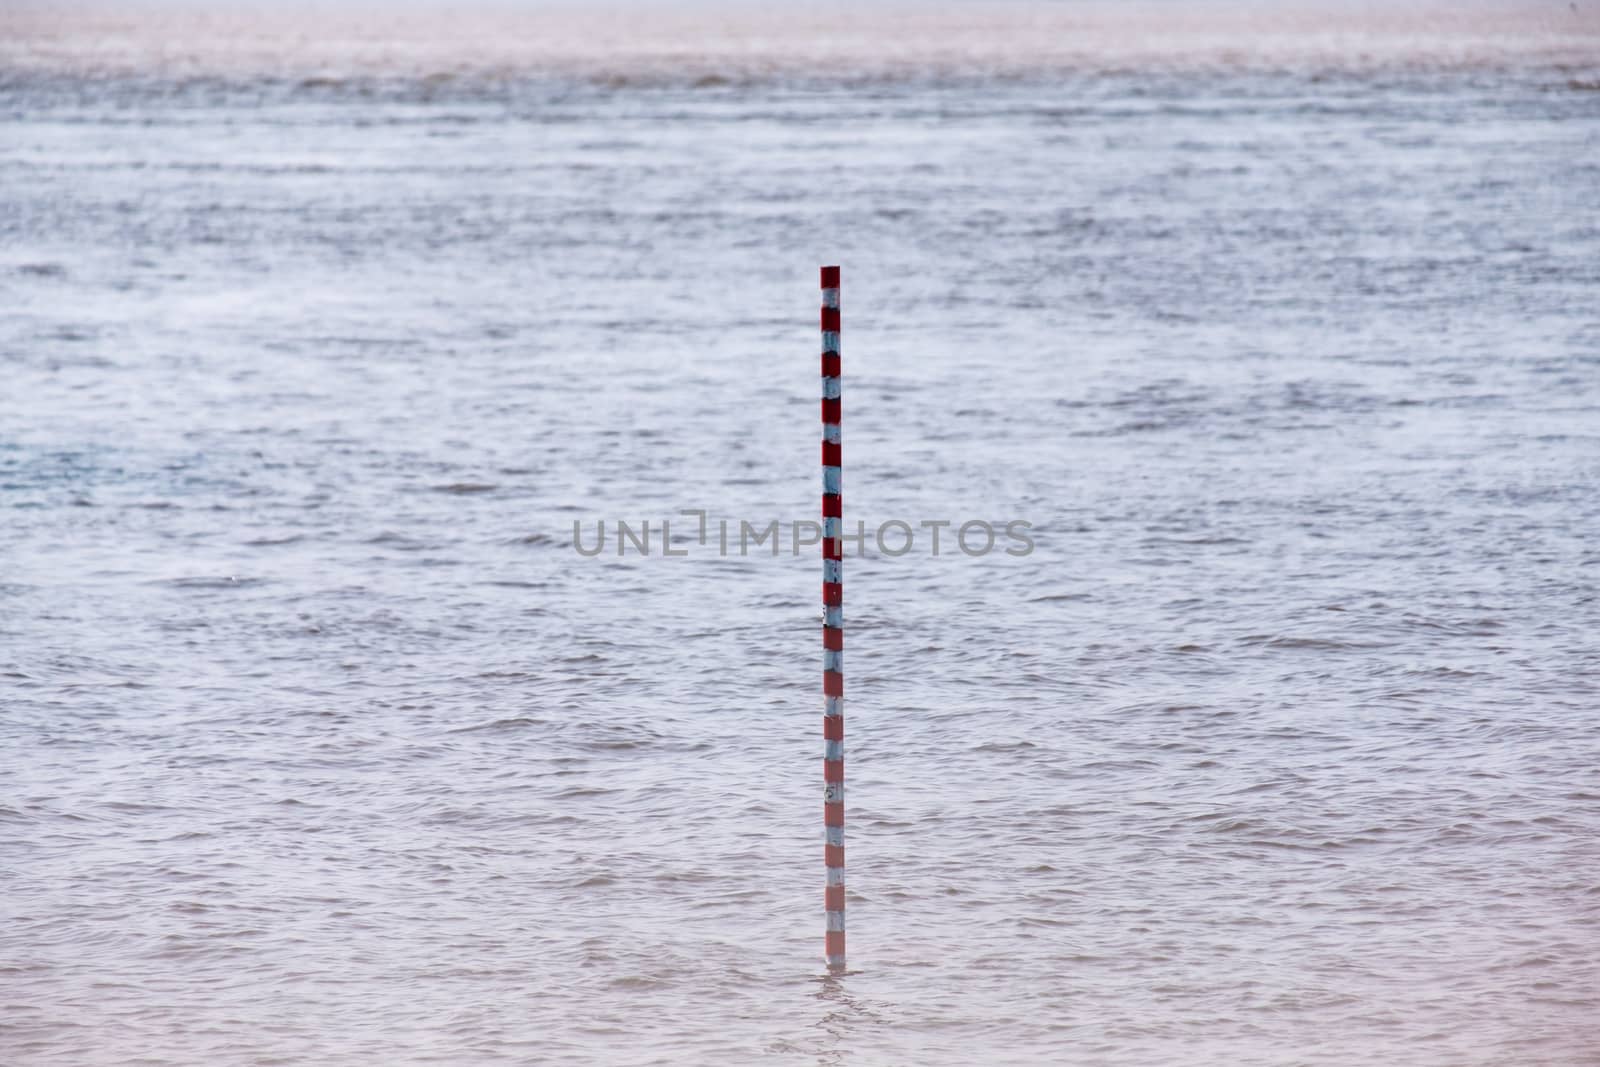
<box><xmin>3</xmin><ymin>2</ymin><xmax>1599</xmax><ymax>1064</ymax></box>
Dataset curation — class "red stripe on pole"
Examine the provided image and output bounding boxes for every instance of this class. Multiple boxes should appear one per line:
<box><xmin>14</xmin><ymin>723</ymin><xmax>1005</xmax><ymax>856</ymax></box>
<box><xmin>825</xmin><ymin>843</ymin><xmax>844</xmax><ymax>867</ymax></box>
<box><xmin>822</xmin><ymin>582</ymin><xmax>842</xmax><ymax>606</ymax></box>
<box><xmin>821</xmin><ymin>439</ymin><xmax>841</xmax><ymax>466</ymax></box>
<box><xmin>822</xmin><ymin>627</ymin><xmax>843</xmax><ymax>651</ymax></box>
<box><xmin>823</xmin><ymin>671</ymin><xmax>843</xmax><ymax>697</ymax></box>
<box><xmin>823</xmin><ymin>715</ymin><xmax>843</xmax><ymax>740</ymax></box>
<box><xmin>820</xmin><ymin>307</ymin><xmax>840</xmax><ymax>331</ymax></box>
<box><xmin>821</xmin><ymin>398</ymin><xmax>841</xmax><ymax>424</ymax></box>
<box><xmin>824</xmin><ymin>759</ymin><xmax>844</xmax><ymax>782</ymax></box>
<box><xmin>821</xmin><ymin>495</ymin><xmax>841</xmax><ymax>518</ymax></box>
<box><xmin>824</xmin><ymin>802</ymin><xmax>844</xmax><ymax>827</ymax></box>
<box><xmin>822</xmin><ymin>352</ymin><xmax>840</xmax><ymax>378</ymax></box>
<box><xmin>825</xmin><ymin>884</ymin><xmax>845</xmax><ymax>911</ymax></box>
<box><xmin>821</xmin><ymin>266</ymin><xmax>840</xmax><ymax>288</ymax></box>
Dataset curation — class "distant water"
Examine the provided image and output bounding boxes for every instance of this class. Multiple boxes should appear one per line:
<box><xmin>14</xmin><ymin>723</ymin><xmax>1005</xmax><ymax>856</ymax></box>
<box><xmin>4</xmin><ymin>2</ymin><xmax>1600</xmax><ymax>1064</ymax></box>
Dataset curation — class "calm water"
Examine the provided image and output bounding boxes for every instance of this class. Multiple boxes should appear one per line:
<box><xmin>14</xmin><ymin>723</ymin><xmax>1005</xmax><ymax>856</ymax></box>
<box><xmin>4</xmin><ymin>3</ymin><xmax>1600</xmax><ymax>1063</ymax></box>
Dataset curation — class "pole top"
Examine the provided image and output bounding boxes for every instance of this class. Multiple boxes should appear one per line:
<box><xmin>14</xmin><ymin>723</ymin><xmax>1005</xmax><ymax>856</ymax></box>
<box><xmin>820</xmin><ymin>266</ymin><xmax>840</xmax><ymax>288</ymax></box>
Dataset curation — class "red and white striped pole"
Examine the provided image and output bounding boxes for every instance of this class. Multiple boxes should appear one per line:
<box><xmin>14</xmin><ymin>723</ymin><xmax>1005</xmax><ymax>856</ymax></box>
<box><xmin>820</xmin><ymin>265</ymin><xmax>845</xmax><ymax>972</ymax></box>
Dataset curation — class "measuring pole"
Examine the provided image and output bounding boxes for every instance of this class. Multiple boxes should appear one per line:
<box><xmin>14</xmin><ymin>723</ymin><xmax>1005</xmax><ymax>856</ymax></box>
<box><xmin>820</xmin><ymin>265</ymin><xmax>845</xmax><ymax>972</ymax></box>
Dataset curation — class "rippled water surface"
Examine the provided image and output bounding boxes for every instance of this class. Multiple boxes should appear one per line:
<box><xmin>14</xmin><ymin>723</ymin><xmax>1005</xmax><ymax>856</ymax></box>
<box><xmin>4</xmin><ymin>3</ymin><xmax>1600</xmax><ymax>1064</ymax></box>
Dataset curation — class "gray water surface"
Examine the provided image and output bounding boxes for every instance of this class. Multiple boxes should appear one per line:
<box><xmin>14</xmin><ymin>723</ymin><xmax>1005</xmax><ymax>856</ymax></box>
<box><xmin>4</xmin><ymin>5</ymin><xmax>1600</xmax><ymax>1064</ymax></box>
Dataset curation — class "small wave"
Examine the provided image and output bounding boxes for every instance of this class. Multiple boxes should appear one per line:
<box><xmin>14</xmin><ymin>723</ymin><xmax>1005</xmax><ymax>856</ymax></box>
<box><xmin>975</xmin><ymin>740</ymin><xmax>1038</xmax><ymax>752</ymax></box>
<box><xmin>150</xmin><ymin>576</ymin><xmax>262</xmax><ymax>589</ymax></box>
<box><xmin>1240</xmin><ymin>634</ymin><xmax>1381</xmax><ymax>651</ymax></box>
<box><xmin>449</xmin><ymin>716</ymin><xmax>544</xmax><ymax>733</ymax></box>
<box><xmin>431</xmin><ymin>482</ymin><xmax>499</xmax><ymax>494</ymax></box>
<box><xmin>428</xmin><ymin>483</ymin><xmax>496</xmax><ymax>495</ymax></box>
<box><xmin>1139</xmin><ymin>535</ymin><xmax>1250</xmax><ymax>546</ymax></box>
<box><xmin>242</xmin><ymin>534</ymin><xmax>306</xmax><ymax>546</ymax></box>
<box><xmin>365</xmin><ymin>531</ymin><xmax>433</xmax><ymax>550</ymax></box>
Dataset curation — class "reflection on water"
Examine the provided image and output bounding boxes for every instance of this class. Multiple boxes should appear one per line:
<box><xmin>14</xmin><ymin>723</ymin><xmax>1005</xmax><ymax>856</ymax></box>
<box><xmin>810</xmin><ymin>972</ymin><xmax>882</xmax><ymax>1067</ymax></box>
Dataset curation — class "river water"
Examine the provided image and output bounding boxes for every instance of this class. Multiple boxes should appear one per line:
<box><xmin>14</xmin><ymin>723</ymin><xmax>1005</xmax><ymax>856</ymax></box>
<box><xmin>3</xmin><ymin>2</ymin><xmax>1599</xmax><ymax>1064</ymax></box>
